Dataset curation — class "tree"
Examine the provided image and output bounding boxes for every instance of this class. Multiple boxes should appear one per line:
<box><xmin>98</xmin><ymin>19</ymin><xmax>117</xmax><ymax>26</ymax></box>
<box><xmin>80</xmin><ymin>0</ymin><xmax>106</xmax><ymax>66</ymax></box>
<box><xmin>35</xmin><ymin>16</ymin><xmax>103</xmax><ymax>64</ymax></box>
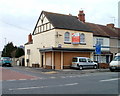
<box><xmin>15</xmin><ymin>48</ymin><xmax>25</xmax><ymax>58</ymax></box>
<box><xmin>2</xmin><ymin>42</ymin><xmax>17</xmax><ymax>57</ymax></box>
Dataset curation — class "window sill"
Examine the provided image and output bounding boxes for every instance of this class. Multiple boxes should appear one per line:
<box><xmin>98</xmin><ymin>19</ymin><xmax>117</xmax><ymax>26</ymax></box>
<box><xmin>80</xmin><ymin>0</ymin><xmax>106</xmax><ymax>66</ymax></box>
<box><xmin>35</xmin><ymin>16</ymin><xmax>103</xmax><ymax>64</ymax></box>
<box><xmin>64</xmin><ymin>41</ymin><xmax>71</xmax><ymax>44</ymax></box>
<box><xmin>80</xmin><ymin>42</ymin><xmax>86</xmax><ymax>45</ymax></box>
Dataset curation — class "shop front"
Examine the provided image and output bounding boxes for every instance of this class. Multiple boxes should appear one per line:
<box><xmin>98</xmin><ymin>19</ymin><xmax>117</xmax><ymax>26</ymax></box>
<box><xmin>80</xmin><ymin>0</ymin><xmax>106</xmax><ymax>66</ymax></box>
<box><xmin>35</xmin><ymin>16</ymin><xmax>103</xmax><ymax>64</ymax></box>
<box><xmin>40</xmin><ymin>47</ymin><xmax>94</xmax><ymax>69</ymax></box>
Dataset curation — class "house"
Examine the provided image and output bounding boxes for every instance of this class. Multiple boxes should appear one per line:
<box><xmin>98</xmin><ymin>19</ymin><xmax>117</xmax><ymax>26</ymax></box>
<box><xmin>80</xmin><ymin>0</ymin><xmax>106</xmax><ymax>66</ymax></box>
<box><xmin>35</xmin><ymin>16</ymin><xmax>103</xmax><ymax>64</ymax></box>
<box><xmin>86</xmin><ymin>23</ymin><xmax>120</xmax><ymax>65</ymax></box>
<box><xmin>78</xmin><ymin>11</ymin><xmax>120</xmax><ymax>66</ymax></box>
<box><xmin>25</xmin><ymin>11</ymin><xmax>95</xmax><ymax>69</ymax></box>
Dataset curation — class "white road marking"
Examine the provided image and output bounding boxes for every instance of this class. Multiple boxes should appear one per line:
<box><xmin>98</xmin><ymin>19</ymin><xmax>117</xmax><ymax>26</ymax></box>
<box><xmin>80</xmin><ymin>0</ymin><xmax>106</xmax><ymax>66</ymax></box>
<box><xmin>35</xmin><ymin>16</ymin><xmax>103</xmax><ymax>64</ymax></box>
<box><xmin>19</xmin><ymin>79</ymin><xmax>27</xmax><ymax>81</ymax></box>
<box><xmin>60</xmin><ymin>76</ymin><xmax>66</xmax><ymax>78</ymax></box>
<box><xmin>9</xmin><ymin>83</ymin><xmax>79</xmax><ymax>91</ymax></box>
<box><xmin>100</xmin><ymin>78</ymin><xmax>120</xmax><ymax>82</ymax></box>
<box><xmin>7</xmin><ymin>79</ymin><xmax>17</xmax><ymax>81</ymax></box>
<box><xmin>50</xmin><ymin>77</ymin><xmax>56</xmax><ymax>79</ymax></box>
<box><xmin>30</xmin><ymin>78</ymin><xmax>39</xmax><ymax>80</ymax></box>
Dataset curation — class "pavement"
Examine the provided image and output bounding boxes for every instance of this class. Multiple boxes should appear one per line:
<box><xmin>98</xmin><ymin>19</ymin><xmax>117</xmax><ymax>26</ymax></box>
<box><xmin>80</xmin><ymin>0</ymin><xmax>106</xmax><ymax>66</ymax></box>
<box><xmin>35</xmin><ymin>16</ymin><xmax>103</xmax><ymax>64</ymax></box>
<box><xmin>11</xmin><ymin>66</ymin><xmax>110</xmax><ymax>75</ymax></box>
<box><xmin>2</xmin><ymin>68</ymin><xmax>38</xmax><ymax>81</ymax></box>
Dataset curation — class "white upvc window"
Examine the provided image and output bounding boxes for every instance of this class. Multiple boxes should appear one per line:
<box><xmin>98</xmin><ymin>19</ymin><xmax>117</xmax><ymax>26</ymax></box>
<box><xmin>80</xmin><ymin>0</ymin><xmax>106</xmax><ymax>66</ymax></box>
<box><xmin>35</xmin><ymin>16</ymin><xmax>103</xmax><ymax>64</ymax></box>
<box><xmin>96</xmin><ymin>38</ymin><xmax>103</xmax><ymax>45</ymax></box>
<box><xmin>64</xmin><ymin>32</ymin><xmax>70</xmax><ymax>43</ymax></box>
<box><xmin>80</xmin><ymin>33</ymin><xmax>85</xmax><ymax>43</ymax></box>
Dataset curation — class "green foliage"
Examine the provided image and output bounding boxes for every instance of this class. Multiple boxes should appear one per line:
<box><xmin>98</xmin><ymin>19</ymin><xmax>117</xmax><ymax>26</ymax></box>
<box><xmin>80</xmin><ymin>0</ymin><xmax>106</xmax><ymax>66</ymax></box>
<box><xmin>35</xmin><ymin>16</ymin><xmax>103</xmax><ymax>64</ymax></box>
<box><xmin>2</xmin><ymin>42</ymin><xmax>24</xmax><ymax>58</ymax></box>
<box><xmin>2</xmin><ymin>42</ymin><xmax>17</xmax><ymax>57</ymax></box>
<box><xmin>15</xmin><ymin>48</ymin><xmax>25</xmax><ymax>58</ymax></box>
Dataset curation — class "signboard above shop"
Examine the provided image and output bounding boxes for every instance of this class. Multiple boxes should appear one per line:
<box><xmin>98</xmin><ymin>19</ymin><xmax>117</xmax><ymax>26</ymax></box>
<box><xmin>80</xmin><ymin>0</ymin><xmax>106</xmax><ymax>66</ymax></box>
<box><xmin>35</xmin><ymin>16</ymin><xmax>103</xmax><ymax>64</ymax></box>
<box><xmin>72</xmin><ymin>33</ymin><xmax>80</xmax><ymax>44</ymax></box>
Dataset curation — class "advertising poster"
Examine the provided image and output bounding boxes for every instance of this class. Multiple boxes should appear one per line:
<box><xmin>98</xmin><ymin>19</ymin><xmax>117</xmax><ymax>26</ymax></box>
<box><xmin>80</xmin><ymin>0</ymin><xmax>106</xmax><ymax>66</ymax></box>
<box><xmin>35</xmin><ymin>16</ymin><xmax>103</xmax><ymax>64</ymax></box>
<box><xmin>72</xmin><ymin>33</ymin><xmax>80</xmax><ymax>44</ymax></box>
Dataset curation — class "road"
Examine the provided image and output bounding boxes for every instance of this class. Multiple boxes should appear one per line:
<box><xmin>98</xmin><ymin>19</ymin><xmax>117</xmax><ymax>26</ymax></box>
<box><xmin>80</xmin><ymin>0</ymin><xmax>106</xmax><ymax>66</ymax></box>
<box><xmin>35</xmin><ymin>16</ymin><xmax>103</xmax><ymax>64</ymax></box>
<box><xmin>1</xmin><ymin>66</ymin><xmax>120</xmax><ymax>95</ymax></box>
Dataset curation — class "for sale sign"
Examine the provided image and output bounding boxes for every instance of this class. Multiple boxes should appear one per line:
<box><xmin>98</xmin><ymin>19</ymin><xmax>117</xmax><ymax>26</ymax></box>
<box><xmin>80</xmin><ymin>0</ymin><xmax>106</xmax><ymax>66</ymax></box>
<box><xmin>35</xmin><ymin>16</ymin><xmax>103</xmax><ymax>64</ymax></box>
<box><xmin>72</xmin><ymin>33</ymin><xmax>80</xmax><ymax>44</ymax></box>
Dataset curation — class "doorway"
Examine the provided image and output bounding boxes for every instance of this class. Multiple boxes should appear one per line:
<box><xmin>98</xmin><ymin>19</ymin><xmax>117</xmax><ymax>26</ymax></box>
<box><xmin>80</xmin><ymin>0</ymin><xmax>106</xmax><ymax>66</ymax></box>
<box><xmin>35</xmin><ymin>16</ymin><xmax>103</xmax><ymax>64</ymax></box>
<box><xmin>41</xmin><ymin>55</ymin><xmax>44</xmax><ymax>67</ymax></box>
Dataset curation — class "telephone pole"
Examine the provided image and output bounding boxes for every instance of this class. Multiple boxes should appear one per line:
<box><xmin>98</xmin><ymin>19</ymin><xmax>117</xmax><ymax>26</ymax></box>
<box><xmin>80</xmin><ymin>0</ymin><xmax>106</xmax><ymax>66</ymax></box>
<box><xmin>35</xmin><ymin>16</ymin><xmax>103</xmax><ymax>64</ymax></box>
<box><xmin>4</xmin><ymin>38</ymin><xmax>7</xmax><ymax>53</ymax></box>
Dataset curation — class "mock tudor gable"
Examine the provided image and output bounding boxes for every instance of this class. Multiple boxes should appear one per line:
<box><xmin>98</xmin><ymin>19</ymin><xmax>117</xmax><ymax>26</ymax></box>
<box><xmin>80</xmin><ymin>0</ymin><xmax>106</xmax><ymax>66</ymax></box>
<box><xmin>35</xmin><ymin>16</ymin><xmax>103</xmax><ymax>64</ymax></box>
<box><xmin>33</xmin><ymin>11</ymin><xmax>54</xmax><ymax>35</ymax></box>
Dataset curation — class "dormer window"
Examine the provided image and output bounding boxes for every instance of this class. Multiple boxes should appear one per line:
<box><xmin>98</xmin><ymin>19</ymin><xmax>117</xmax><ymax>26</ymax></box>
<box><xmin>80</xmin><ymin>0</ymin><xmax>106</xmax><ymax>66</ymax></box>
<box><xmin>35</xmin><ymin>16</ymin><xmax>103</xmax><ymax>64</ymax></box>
<box><xmin>64</xmin><ymin>32</ymin><xmax>71</xmax><ymax>44</ymax></box>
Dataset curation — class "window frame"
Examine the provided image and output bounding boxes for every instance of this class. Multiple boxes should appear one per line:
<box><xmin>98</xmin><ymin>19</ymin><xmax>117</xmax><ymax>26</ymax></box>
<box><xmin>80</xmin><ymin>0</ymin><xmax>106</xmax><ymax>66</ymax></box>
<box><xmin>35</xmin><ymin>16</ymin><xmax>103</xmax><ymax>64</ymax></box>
<box><xmin>96</xmin><ymin>38</ymin><xmax>103</xmax><ymax>45</ymax></box>
<box><xmin>64</xmin><ymin>32</ymin><xmax>71</xmax><ymax>44</ymax></box>
<box><xmin>80</xmin><ymin>33</ymin><xmax>86</xmax><ymax>44</ymax></box>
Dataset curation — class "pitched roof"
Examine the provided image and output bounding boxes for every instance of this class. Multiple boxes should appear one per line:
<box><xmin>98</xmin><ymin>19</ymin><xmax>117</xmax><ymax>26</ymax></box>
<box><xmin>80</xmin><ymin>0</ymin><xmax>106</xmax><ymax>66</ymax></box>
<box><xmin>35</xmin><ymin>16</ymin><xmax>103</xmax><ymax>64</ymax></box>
<box><xmin>86</xmin><ymin>22</ymin><xmax>120</xmax><ymax>38</ymax></box>
<box><xmin>42</xmin><ymin>11</ymin><xmax>92</xmax><ymax>32</ymax></box>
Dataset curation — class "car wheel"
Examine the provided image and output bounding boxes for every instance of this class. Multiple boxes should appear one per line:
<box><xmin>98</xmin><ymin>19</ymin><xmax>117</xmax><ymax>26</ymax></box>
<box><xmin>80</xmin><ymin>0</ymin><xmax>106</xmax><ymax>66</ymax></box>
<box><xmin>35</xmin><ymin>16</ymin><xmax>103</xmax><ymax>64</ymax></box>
<box><xmin>93</xmin><ymin>65</ymin><xmax>97</xmax><ymax>69</ymax></box>
<box><xmin>79</xmin><ymin>66</ymin><xmax>83</xmax><ymax>70</ymax></box>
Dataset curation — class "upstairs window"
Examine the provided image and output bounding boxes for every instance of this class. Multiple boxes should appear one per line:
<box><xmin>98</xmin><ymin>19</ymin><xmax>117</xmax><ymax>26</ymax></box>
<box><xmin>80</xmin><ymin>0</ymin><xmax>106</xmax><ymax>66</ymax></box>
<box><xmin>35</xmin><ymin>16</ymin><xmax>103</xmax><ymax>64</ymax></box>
<box><xmin>64</xmin><ymin>32</ymin><xmax>70</xmax><ymax>43</ymax></box>
<box><xmin>80</xmin><ymin>33</ymin><xmax>85</xmax><ymax>43</ymax></box>
<box><xmin>96</xmin><ymin>38</ymin><xmax>103</xmax><ymax>45</ymax></box>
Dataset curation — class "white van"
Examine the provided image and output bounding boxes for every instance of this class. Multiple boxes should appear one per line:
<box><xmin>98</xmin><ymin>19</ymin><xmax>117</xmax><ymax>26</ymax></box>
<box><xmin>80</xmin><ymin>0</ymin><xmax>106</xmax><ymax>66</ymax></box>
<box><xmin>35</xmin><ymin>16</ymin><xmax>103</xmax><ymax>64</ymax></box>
<box><xmin>109</xmin><ymin>53</ymin><xmax>120</xmax><ymax>72</ymax></box>
<box><xmin>71</xmin><ymin>57</ymin><xmax>98</xmax><ymax>70</ymax></box>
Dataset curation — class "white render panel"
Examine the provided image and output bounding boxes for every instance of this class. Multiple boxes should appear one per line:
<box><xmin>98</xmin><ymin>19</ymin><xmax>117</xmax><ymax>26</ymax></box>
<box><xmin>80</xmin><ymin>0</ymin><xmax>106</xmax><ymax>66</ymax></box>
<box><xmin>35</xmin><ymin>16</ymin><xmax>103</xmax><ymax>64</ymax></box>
<box><xmin>33</xmin><ymin>29</ymin><xmax>56</xmax><ymax>48</ymax></box>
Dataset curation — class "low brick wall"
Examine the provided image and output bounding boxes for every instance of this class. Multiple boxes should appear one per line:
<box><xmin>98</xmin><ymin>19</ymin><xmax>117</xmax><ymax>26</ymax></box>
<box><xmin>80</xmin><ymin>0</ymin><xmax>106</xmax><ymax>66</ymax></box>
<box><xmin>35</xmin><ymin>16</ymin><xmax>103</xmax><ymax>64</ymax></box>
<box><xmin>63</xmin><ymin>65</ymin><xmax>71</xmax><ymax>69</ymax></box>
<box><xmin>98</xmin><ymin>63</ymin><xmax>109</xmax><ymax>69</ymax></box>
<box><xmin>32</xmin><ymin>64</ymin><xmax>39</xmax><ymax>68</ymax></box>
<box><xmin>45</xmin><ymin>65</ymin><xmax>52</xmax><ymax>69</ymax></box>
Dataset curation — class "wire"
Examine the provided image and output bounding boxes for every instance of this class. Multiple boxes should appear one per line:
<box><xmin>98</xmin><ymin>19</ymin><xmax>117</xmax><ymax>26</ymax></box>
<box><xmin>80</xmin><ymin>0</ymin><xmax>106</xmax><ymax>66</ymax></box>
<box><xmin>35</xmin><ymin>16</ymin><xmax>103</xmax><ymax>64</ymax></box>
<box><xmin>0</xmin><ymin>19</ymin><xmax>32</xmax><ymax>32</ymax></box>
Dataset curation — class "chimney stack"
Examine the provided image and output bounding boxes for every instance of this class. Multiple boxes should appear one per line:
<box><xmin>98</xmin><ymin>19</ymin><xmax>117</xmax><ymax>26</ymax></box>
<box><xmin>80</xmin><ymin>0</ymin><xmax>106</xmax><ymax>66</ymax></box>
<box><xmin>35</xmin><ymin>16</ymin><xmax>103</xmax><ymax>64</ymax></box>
<box><xmin>28</xmin><ymin>33</ymin><xmax>33</xmax><ymax>43</ymax></box>
<box><xmin>107</xmin><ymin>23</ymin><xmax>114</xmax><ymax>28</ymax></box>
<box><xmin>78</xmin><ymin>10</ymin><xmax>85</xmax><ymax>23</ymax></box>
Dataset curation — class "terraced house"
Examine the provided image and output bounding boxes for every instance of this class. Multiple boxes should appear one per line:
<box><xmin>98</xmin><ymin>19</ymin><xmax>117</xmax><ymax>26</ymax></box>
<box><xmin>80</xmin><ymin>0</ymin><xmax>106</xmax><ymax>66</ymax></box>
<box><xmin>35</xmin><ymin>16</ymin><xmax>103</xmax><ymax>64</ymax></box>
<box><xmin>25</xmin><ymin>10</ymin><xmax>120</xmax><ymax>69</ymax></box>
<box><xmin>86</xmin><ymin>23</ymin><xmax>120</xmax><ymax>67</ymax></box>
<box><xmin>25</xmin><ymin>11</ymin><xmax>94</xmax><ymax>69</ymax></box>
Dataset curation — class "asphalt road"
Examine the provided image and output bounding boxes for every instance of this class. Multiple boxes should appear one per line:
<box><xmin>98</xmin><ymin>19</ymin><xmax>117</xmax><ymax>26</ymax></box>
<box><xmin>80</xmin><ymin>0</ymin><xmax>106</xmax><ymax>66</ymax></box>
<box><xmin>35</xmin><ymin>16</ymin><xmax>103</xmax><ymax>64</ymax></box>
<box><xmin>1</xmin><ymin>66</ymin><xmax>120</xmax><ymax>95</ymax></box>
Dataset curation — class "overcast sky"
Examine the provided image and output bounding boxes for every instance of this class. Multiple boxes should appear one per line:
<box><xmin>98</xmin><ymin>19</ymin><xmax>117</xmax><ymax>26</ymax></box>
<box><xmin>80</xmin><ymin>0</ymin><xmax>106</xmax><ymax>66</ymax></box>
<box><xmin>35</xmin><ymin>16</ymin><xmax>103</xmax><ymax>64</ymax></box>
<box><xmin>0</xmin><ymin>0</ymin><xmax>119</xmax><ymax>51</ymax></box>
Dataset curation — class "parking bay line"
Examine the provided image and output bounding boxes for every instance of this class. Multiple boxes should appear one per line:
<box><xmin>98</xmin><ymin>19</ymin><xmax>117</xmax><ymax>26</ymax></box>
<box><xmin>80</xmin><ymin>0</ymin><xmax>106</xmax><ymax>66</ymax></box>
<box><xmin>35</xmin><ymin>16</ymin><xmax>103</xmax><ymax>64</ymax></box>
<box><xmin>100</xmin><ymin>78</ymin><xmax>120</xmax><ymax>82</ymax></box>
<box><xmin>9</xmin><ymin>83</ymin><xmax>79</xmax><ymax>91</ymax></box>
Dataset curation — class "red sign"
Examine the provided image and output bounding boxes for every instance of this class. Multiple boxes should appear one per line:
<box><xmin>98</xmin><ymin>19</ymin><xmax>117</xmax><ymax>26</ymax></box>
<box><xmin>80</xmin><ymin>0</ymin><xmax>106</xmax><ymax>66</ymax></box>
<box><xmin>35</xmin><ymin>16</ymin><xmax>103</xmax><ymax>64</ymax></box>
<box><xmin>72</xmin><ymin>33</ymin><xmax>80</xmax><ymax>44</ymax></box>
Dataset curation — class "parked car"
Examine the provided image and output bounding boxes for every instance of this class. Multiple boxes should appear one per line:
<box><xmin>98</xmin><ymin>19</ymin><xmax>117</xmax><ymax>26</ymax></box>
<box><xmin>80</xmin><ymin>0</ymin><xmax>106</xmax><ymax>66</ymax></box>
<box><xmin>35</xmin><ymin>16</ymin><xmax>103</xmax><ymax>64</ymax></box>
<box><xmin>109</xmin><ymin>53</ymin><xmax>120</xmax><ymax>72</ymax></box>
<box><xmin>71</xmin><ymin>57</ymin><xmax>98</xmax><ymax>70</ymax></box>
<box><xmin>0</xmin><ymin>57</ymin><xmax>12</xmax><ymax>67</ymax></box>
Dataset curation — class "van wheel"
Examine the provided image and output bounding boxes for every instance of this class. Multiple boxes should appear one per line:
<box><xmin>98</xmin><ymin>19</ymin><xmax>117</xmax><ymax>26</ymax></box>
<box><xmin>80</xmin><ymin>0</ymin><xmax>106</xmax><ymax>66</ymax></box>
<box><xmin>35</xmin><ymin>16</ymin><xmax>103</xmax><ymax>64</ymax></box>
<box><xmin>79</xmin><ymin>66</ymin><xmax>83</xmax><ymax>70</ymax></box>
<box><xmin>93</xmin><ymin>65</ymin><xmax>97</xmax><ymax>69</ymax></box>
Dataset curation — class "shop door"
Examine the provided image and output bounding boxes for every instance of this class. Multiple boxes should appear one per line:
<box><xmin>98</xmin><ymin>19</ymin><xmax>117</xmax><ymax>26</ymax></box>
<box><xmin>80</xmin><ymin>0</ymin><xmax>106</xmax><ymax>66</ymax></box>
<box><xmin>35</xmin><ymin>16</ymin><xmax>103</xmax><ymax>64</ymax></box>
<box><xmin>54</xmin><ymin>52</ymin><xmax>61</xmax><ymax>69</ymax></box>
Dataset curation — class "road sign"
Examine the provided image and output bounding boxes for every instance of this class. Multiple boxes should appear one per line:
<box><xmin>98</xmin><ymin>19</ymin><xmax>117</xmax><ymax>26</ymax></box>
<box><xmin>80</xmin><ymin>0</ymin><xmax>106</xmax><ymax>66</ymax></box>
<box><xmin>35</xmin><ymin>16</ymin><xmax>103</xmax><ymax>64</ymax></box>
<box><xmin>95</xmin><ymin>44</ymin><xmax>101</xmax><ymax>54</ymax></box>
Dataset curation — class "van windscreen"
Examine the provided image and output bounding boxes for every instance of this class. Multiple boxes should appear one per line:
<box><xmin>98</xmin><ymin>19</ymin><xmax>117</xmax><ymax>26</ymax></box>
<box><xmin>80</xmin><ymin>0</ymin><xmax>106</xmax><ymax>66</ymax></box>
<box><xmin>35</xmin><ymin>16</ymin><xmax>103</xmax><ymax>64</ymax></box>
<box><xmin>113</xmin><ymin>56</ymin><xmax>120</xmax><ymax>61</ymax></box>
<box><xmin>72</xmin><ymin>58</ymin><xmax>77</xmax><ymax>62</ymax></box>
